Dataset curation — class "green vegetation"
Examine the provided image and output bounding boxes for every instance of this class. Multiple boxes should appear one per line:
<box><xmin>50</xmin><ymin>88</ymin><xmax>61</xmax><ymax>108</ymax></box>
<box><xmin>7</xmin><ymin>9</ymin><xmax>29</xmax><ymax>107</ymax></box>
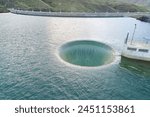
<box><xmin>118</xmin><ymin>0</ymin><xmax>150</xmax><ymax>10</ymax></box>
<box><xmin>0</xmin><ymin>0</ymin><xmax>149</xmax><ymax>13</ymax></box>
<box><xmin>13</xmin><ymin>0</ymin><xmax>51</xmax><ymax>10</ymax></box>
<box><xmin>0</xmin><ymin>4</ymin><xmax>8</xmax><ymax>13</ymax></box>
<box><xmin>42</xmin><ymin>0</ymin><xmax>145</xmax><ymax>12</ymax></box>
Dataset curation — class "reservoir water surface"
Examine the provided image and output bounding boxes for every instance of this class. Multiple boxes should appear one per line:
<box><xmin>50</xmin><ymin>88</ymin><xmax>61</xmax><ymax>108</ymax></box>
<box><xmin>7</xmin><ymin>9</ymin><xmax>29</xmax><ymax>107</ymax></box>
<box><xmin>0</xmin><ymin>13</ymin><xmax>150</xmax><ymax>99</ymax></box>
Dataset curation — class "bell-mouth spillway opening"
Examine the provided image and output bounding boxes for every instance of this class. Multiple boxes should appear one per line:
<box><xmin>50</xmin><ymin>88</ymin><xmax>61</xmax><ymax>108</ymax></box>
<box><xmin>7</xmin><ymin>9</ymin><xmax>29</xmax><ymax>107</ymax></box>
<box><xmin>58</xmin><ymin>40</ymin><xmax>115</xmax><ymax>67</ymax></box>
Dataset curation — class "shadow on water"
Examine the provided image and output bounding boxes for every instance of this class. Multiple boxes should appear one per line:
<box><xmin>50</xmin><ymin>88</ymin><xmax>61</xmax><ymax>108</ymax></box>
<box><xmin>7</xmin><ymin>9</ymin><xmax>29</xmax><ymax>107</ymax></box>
<box><xmin>120</xmin><ymin>56</ymin><xmax>150</xmax><ymax>77</ymax></box>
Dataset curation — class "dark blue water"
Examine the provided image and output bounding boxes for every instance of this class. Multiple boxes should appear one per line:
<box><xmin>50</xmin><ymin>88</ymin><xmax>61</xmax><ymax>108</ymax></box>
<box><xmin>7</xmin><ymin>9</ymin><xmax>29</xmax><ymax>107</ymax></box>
<box><xmin>0</xmin><ymin>13</ymin><xmax>150</xmax><ymax>99</ymax></box>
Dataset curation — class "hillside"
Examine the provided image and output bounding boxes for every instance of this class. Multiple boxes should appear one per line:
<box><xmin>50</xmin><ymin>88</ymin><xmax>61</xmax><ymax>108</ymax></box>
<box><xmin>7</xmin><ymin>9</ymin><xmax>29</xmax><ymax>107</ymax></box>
<box><xmin>0</xmin><ymin>0</ymin><xmax>149</xmax><ymax>13</ymax></box>
<box><xmin>119</xmin><ymin>0</ymin><xmax>149</xmax><ymax>4</ymax></box>
<box><xmin>0</xmin><ymin>4</ymin><xmax>7</xmax><ymax>13</ymax></box>
<box><xmin>119</xmin><ymin>0</ymin><xmax>150</xmax><ymax>8</ymax></box>
<box><xmin>41</xmin><ymin>0</ymin><xmax>148</xmax><ymax>12</ymax></box>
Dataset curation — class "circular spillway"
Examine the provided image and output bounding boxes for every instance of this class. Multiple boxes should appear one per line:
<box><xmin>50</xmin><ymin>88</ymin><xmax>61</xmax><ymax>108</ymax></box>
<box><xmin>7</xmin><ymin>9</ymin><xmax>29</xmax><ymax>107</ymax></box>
<box><xmin>59</xmin><ymin>40</ymin><xmax>115</xmax><ymax>67</ymax></box>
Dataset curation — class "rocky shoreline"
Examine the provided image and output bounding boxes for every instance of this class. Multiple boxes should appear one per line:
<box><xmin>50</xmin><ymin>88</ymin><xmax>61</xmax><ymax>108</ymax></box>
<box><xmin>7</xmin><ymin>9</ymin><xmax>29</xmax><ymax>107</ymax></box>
<box><xmin>137</xmin><ymin>16</ymin><xmax>150</xmax><ymax>23</ymax></box>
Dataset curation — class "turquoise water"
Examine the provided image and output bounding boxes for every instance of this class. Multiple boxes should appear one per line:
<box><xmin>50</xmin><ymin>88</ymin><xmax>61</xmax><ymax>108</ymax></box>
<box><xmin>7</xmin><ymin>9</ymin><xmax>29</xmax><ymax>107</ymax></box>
<box><xmin>59</xmin><ymin>40</ymin><xmax>114</xmax><ymax>67</ymax></box>
<box><xmin>0</xmin><ymin>13</ymin><xmax>150</xmax><ymax>99</ymax></box>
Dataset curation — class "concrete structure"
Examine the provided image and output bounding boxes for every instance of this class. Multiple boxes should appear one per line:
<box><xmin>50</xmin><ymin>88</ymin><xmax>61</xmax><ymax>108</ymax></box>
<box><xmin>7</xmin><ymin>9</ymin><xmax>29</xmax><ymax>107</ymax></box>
<box><xmin>122</xmin><ymin>32</ymin><xmax>150</xmax><ymax>61</ymax></box>
<box><xmin>8</xmin><ymin>8</ymin><xmax>150</xmax><ymax>17</ymax></box>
